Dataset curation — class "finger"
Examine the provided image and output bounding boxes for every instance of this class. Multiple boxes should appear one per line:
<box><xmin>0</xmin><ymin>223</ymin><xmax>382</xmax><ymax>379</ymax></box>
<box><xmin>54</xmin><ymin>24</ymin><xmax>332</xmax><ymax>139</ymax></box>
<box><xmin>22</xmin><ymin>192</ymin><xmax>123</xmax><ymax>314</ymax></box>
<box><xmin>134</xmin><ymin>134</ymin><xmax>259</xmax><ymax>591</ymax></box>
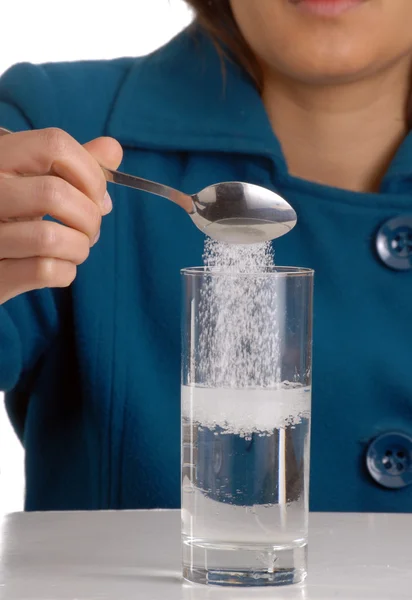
<box><xmin>0</xmin><ymin>129</ymin><xmax>108</xmax><ymax>212</ymax></box>
<box><xmin>83</xmin><ymin>137</ymin><xmax>123</xmax><ymax>170</ymax></box>
<box><xmin>0</xmin><ymin>175</ymin><xmax>101</xmax><ymax>242</ymax></box>
<box><xmin>0</xmin><ymin>221</ymin><xmax>91</xmax><ymax>265</ymax></box>
<box><xmin>0</xmin><ymin>257</ymin><xmax>77</xmax><ymax>303</ymax></box>
<box><xmin>83</xmin><ymin>137</ymin><xmax>123</xmax><ymax>214</ymax></box>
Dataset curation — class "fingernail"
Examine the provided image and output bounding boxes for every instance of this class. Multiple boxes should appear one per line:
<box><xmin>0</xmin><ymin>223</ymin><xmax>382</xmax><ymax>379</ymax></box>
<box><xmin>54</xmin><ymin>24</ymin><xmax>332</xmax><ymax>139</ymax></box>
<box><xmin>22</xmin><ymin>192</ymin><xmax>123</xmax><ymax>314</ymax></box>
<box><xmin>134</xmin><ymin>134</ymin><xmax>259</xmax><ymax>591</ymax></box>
<box><xmin>103</xmin><ymin>191</ymin><xmax>112</xmax><ymax>213</ymax></box>
<box><xmin>93</xmin><ymin>230</ymin><xmax>101</xmax><ymax>245</ymax></box>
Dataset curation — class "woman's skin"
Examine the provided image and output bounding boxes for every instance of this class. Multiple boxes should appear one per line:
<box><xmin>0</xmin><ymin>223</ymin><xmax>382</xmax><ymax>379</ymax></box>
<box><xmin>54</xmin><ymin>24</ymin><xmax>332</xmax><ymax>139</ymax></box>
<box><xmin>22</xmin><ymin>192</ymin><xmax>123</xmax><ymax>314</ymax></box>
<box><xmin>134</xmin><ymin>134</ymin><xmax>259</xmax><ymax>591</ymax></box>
<box><xmin>230</xmin><ymin>0</ymin><xmax>412</xmax><ymax>192</ymax></box>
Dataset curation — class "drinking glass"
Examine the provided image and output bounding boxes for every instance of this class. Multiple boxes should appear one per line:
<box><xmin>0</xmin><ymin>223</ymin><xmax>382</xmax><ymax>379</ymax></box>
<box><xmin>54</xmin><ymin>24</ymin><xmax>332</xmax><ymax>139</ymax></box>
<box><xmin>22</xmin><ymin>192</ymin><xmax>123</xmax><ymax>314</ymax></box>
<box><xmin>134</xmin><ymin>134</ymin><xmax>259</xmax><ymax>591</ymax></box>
<box><xmin>181</xmin><ymin>266</ymin><xmax>314</xmax><ymax>586</ymax></box>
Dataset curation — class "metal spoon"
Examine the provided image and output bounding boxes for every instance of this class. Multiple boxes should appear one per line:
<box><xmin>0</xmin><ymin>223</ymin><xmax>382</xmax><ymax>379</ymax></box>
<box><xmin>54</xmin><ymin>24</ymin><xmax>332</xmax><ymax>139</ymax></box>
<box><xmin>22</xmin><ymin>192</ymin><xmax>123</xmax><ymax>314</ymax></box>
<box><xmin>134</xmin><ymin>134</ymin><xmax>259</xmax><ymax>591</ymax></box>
<box><xmin>0</xmin><ymin>128</ymin><xmax>297</xmax><ymax>244</ymax></box>
<box><xmin>104</xmin><ymin>168</ymin><xmax>297</xmax><ymax>244</ymax></box>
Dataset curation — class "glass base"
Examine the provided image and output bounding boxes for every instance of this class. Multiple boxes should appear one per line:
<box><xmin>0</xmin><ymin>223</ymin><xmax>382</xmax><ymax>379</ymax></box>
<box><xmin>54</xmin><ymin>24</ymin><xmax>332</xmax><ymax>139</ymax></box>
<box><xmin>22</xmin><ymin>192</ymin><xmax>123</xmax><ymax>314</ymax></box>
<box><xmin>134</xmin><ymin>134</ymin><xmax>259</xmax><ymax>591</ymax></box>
<box><xmin>182</xmin><ymin>538</ymin><xmax>307</xmax><ymax>587</ymax></box>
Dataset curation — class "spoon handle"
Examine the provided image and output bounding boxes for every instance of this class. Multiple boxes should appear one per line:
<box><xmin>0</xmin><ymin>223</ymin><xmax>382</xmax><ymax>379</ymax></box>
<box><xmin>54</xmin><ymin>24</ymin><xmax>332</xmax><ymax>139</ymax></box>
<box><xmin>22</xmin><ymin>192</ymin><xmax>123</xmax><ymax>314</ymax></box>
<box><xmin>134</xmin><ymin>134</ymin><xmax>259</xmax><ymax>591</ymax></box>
<box><xmin>0</xmin><ymin>128</ymin><xmax>193</xmax><ymax>214</ymax></box>
<box><xmin>101</xmin><ymin>166</ymin><xmax>193</xmax><ymax>213</ymax></box>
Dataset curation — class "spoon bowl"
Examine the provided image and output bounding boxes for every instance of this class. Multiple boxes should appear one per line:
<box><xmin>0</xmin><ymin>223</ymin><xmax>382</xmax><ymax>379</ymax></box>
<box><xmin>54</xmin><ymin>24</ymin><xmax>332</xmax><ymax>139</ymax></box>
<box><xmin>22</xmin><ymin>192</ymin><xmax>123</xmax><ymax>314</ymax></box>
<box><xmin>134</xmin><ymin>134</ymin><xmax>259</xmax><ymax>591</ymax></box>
<box><xmin>103</xmin><ymin>168</ymin><xmax>297</xmax><ymax>244</ymax></box>
<box><xmin>191</xmin><ymin>182</ymin><xmax>296</xmax><ymax>244</ymax></box>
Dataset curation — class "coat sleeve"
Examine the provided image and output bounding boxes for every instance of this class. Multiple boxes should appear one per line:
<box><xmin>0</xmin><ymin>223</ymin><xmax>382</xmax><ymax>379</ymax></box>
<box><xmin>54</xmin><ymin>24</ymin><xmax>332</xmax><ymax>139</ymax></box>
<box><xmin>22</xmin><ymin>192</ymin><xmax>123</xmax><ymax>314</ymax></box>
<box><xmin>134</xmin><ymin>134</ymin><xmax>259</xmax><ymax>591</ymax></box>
<box><xmin>0</xmin><ymin>63</ymin><xmax>64</xmax><ymax>438</ymax></box>
<box><xmin>0</xmin><ymin>57</ymin><xmax>133</xmax><ymax>437</ymax></box>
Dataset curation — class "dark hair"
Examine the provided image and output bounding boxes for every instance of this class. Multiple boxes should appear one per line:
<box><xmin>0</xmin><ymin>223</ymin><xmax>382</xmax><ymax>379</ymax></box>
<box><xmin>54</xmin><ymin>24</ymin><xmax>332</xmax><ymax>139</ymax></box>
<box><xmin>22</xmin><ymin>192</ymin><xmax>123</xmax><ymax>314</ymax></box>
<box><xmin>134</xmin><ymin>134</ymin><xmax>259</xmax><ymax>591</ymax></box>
<box><xmin>185</xmin><ymin>0</ymin><xmax>263</xmax><ymax>91</ymax></box>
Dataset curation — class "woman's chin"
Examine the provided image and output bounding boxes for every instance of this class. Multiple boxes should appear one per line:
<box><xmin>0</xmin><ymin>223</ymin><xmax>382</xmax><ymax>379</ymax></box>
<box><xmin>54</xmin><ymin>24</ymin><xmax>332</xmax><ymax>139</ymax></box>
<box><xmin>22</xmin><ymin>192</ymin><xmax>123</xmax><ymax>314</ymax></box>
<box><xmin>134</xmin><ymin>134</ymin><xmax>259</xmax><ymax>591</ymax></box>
<box><xmin>231</xmin><ymin>0</ymin><xmax>412</xmax><ymax>88</ymax></box>
<box><xmin>263</xmin><ymin>42</ymin><xmax>380</xmax><ymax>87</ymax></box>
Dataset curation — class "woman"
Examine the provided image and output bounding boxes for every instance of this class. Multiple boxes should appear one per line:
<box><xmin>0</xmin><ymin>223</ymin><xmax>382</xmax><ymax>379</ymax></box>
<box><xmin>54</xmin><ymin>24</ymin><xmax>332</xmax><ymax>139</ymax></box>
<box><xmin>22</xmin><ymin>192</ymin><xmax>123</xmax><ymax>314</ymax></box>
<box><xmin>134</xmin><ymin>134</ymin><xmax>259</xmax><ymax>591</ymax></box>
<box><xmin>0</xmin><ymin>0</ymin><xmax>411</xmax><ymax>512</ymax></box>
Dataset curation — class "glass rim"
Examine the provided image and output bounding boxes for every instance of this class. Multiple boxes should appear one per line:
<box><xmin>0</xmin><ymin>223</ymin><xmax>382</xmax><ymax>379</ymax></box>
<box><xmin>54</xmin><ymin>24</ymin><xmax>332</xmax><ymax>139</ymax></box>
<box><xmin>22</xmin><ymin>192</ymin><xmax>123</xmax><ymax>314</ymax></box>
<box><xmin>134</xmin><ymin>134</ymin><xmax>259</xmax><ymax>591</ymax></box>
<box><xmin>181</xmin><ymin>266</ymin><xmax>314</xmax><ymax>278</ymax></box>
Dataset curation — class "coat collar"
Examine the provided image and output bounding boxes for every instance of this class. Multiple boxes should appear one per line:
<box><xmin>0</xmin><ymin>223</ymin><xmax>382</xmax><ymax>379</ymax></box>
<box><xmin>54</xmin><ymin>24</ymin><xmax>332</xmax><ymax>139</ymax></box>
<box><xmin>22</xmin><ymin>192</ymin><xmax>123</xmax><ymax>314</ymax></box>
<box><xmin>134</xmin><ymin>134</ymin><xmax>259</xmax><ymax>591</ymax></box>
<box><xmin>381</xmin><ymin>133</ymin><xmax>412</xmax><ymax>192</ymax></box>
<box><xmin>106</xmin><ymin>26</ymin><xmax>287</xmax><ymax>173</ymax></box>
<box><xmin>107</xmin><ymin>25</ymin><xmax>412</xmax><ymax>192</ymax></box>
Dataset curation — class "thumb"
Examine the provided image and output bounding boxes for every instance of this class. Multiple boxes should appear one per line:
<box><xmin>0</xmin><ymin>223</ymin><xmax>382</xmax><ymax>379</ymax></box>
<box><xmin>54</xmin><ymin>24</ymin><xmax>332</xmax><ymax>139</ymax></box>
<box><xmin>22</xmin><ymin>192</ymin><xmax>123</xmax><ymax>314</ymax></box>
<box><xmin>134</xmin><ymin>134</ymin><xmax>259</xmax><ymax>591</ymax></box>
<box><xmin>83</xmin><ymin>136</ymin><xmax>123</xmax><ymax>170</ymax></box>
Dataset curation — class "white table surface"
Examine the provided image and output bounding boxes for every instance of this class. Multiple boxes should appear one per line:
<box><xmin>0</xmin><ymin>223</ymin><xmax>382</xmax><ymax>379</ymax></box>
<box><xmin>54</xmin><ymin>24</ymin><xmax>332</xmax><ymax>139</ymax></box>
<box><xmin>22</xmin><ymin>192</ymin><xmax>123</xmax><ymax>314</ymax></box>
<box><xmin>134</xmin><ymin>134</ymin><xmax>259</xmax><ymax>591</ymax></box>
<box><xmin>0</xmin><ymin>510</ymin><xmax>410</xmax><ymax>599</ymax></box>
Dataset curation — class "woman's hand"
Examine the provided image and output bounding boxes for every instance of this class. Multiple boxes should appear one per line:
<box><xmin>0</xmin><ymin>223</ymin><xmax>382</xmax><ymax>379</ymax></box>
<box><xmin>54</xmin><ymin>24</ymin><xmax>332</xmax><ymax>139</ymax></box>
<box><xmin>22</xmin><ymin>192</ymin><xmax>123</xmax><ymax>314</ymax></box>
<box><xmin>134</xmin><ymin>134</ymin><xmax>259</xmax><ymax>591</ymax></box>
<box><xmin>0</xmin><ymin>128</ymin><xmax>123</xmax><ymax>304</ymax></box>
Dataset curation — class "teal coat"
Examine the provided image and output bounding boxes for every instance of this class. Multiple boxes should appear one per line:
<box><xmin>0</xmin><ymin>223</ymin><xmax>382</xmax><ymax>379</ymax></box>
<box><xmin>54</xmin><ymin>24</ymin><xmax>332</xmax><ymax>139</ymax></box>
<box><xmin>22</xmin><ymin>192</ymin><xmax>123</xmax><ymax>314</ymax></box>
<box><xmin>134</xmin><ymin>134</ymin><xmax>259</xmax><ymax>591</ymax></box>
<box><xmin>1</xmin><ymin>27</ymin><xmax>412</xmax><ymax>512</ymax></box>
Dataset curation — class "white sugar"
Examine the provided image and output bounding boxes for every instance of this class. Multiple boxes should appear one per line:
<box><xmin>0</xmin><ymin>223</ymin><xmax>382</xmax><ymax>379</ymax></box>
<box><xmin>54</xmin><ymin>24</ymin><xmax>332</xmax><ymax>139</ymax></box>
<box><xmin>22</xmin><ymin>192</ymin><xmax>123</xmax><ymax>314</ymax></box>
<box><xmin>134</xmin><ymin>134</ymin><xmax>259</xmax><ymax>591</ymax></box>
<box><xmin>182</xmin><ymin>385</ymin><xmax>311</xmax><ymax>435</ymax></box>
<box><xmin>198</xmin><ymin>239</ymin><xmax>280</xmax><ymax>389</ymax></box>
<box><xmin>191</xmin><ymin>239</ymin><xmax>309</xmax><ymax>431</ymax></box>
<box><xmin>202</xmin><ymin>238</ymin><xmax>274</xmax><ymax>274</ymax></box>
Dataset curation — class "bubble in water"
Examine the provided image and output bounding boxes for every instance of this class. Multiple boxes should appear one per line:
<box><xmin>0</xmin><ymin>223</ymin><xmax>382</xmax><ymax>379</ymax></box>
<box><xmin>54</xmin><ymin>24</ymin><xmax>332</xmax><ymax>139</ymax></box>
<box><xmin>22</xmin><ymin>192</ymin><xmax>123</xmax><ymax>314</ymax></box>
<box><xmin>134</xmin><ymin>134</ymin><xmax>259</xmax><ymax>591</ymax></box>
<box><xmin>256</xmin><ymin>551</ymin><xmax>278</xmax><ymax>573</ymax></box>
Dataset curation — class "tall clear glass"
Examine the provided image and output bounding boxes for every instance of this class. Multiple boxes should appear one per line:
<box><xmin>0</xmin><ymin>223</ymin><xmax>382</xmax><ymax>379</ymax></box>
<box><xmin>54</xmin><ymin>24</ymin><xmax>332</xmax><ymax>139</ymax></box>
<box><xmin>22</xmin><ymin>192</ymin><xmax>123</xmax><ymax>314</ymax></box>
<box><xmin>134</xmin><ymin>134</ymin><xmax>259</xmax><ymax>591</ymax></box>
<box><xmin>181</xmin><ymin>266</ymin><xmax>314</xmax><ymax>587</ymax></box>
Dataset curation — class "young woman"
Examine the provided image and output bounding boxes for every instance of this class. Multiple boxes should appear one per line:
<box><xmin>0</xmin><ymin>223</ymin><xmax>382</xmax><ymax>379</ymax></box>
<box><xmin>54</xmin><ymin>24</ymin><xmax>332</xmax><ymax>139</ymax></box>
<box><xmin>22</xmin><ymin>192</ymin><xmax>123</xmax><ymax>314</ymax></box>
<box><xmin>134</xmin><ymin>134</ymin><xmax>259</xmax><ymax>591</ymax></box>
<box><xmin>0</xmin><ymin>0</ymin><xmax>411</xmax><ymax>512</ymax></box>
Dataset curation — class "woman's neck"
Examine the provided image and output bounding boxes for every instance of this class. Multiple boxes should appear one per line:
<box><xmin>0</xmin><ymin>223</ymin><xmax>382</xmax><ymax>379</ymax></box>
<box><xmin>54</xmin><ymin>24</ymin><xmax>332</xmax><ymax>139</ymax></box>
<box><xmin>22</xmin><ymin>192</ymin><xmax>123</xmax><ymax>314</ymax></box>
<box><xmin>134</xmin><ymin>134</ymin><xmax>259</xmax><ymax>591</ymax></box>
<box><xmin>262</xmin><ymin>60</ymin><xmax>412</xmax><ymax>192</ymax></box>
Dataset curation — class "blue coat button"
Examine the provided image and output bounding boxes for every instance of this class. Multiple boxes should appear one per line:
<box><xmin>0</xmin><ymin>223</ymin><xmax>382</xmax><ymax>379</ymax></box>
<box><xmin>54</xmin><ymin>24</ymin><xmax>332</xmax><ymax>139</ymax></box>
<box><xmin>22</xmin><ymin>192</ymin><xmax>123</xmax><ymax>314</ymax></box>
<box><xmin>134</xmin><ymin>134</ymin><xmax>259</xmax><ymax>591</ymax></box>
<box><xmin>376</xmin><ymin>215</ymin><xmax>412</xmax><ymax>270</ymax></box>
<box><xmin>366</xmin><ymin>431</ymin><xmax>412</xmax><ymax>489</ymax></box>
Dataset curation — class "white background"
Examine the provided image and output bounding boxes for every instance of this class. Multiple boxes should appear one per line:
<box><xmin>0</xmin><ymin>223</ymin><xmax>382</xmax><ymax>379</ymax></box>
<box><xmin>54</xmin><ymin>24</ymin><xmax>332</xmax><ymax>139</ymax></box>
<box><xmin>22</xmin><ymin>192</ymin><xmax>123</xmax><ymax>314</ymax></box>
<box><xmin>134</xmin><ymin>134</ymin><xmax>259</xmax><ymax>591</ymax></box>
<box><xmin>0</xmin><ymin>0</ymin><xmax>193</xmax><ymax>513</ymax></box>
